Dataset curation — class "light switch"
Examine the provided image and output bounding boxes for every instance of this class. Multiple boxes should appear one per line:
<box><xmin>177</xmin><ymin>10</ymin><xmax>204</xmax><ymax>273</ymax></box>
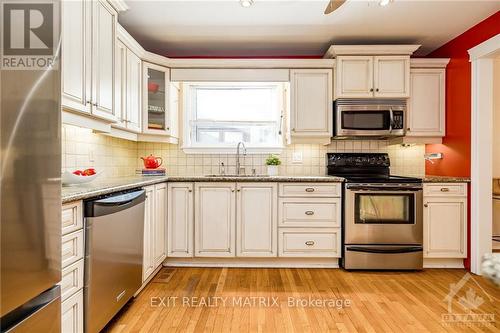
<box><xmin>292</xmin><ymin>151</ymin><xmax>303</xmax><ymax>163</ymax></box>
<box><xmin>89</xmin><ymin>149</ymin><xmax>95</xmax><ymax>162</ymax></box>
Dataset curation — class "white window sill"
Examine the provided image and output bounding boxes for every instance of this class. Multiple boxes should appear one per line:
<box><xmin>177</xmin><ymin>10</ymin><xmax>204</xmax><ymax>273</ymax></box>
<box><xmin>181</xmin><ymin>146</ymin><xmax>284</xmax><ymax>155</ymax></box>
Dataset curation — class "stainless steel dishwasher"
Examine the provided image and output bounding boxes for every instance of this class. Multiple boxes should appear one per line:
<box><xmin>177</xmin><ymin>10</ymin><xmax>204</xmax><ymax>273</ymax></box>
<box><xmin>84</xmin><ymin>189</ymin><xmax>146</xmax><ymax>333</ymax></box>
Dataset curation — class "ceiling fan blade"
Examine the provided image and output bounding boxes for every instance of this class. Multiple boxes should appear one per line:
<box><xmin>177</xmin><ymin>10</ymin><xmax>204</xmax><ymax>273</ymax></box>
<box><xmin>324</xmin><ymin>0</ymin><xmax>346</xmax><ymax>14</ymax></box>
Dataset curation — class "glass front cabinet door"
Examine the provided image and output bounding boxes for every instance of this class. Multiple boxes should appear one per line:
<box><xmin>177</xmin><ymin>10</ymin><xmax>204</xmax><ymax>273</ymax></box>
<box><xmin>143</xmin><ymin>62</ymin><xmax>171</xmax><ymax>135</ymax></box>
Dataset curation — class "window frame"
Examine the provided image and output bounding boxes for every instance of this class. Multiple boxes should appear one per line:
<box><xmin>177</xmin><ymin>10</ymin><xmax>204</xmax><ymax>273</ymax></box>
<box><xmin>181</xmin><ymin>82</ymin><xmax>285</xmax><ymax>154</ymax></box>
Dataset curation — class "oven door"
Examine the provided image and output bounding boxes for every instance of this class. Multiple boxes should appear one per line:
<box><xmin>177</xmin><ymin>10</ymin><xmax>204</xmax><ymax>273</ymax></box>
<box><xmin>345</xmin><ymin>184</ymin><xmax>423</xmax><ymax>245</ymax></box>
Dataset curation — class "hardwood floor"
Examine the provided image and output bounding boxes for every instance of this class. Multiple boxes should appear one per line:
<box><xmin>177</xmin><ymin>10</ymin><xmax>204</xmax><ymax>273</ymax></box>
<box><xmin>105</xmin><ymin>267</ymin><xmax>500</xmax><ymax>333</ymax></box>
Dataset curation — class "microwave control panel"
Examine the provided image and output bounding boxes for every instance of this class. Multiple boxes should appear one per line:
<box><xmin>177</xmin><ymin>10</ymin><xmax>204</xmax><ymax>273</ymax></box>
<box><xmin>392</xmin><ymin>111</ymin><xmax>404</xmax><ymax>130</ymax></box>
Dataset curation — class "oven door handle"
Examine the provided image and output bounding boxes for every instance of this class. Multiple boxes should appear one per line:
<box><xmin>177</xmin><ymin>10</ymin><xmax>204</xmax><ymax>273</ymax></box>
<box><xmin>346</xmin><ymin>185</ymin><xmax>422</xmax><ymax>191</ymax></box>
<box><xmin>346</xmin><ymin>246</ymin><xmax>423</xmax><ymax>254</ymax></box>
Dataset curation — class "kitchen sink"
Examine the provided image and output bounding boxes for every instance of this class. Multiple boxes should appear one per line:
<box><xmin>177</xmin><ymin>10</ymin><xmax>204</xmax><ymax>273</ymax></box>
<box><xmin>204</xmin><ymin>174</ymin><xmax>269</xmax><ymax>177</ymax></box>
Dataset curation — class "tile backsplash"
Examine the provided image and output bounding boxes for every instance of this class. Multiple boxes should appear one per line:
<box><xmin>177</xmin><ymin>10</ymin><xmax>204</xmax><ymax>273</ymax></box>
<box><xmin>62</xmin><ymin>124</ymin><xmax>425</xmax><ymax>178</ymax></box>
<box><xmin>136</xmin><ymin>141</ymin><xmax>425</xmax><ymax>177</ymax></box>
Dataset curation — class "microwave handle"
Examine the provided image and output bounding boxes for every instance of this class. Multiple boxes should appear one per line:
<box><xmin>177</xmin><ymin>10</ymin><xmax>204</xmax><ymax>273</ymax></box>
<box><xmin>389</xmin><ymin>108</ymin><xmax>394</xmax><ymax>133</ymax></box>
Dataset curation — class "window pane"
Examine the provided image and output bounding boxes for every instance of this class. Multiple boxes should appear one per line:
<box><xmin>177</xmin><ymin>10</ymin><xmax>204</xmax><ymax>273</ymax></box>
<box><xmin>195</xmin><ymin>87</ymin><xmax>277</xmax><ymax>121</ymax></box>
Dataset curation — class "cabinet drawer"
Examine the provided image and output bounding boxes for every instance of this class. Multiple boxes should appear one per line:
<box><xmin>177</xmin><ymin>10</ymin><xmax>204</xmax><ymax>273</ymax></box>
<box><xmin>279</xmin><ymin>183</ymin><xmax>341</xmax><ymax>198</ymax></box>
<box><xmin>423</xmin><ymin>183</ymin><xmax>467</xmax><ymax>197</ymax></box>
<box><xmin>62</xmin><ymin>230</ymin><xmax>84</xmax><ymax>268</ymax></box>
<box><xmin>61</xmin><ymin>289</ymin><xmax>84</xmax><ymax>333</ymax></box>
<box><xmin>279</xmin><ymin>228</ymin><xmax>340</xmax><ymax>257</ymax></box>
<box><xmin>62</xmin><ymin>201</ymin><xmax>83</xmax><ymax>236</ymax></box>
<box><xmin>60</xmin><ymin>259</ymin><xmax>84</xmax><ymax>302</ymax></box>
<box><xmin>279</xmin><ymin>198</ymin><xmax>341</xmax><ymax>227</ymax></box>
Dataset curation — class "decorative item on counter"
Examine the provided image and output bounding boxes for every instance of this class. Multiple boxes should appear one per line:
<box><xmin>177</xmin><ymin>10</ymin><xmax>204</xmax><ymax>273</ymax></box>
<box><xmin>136</xmin><ymin>168</ymin><xmax>166</xmax><ymax>176</ymax></box>
<box><xmin>62</xmin><ymin>168</ymin><xmax>100</xmax><ymax>185</ymax></box>
<box><xmin>265</xmin><ymin>155</ymin><xmax>281</xmax><ymax>176</ymax></box>
<box><xmin>140</xmin><ymin>154</ymin><xmax>163</xmax><ymax>169</ymax></box>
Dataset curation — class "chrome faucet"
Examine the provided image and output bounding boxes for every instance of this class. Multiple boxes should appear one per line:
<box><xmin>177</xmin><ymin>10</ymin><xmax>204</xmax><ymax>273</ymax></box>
<box><xmin>236</xmin><ymin>142</ymin><xmax>247</xmax><ymax>175</ymax></box>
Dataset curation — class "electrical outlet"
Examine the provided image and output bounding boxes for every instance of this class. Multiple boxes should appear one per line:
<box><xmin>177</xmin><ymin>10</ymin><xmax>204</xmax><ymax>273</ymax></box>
<box><xmin>89</xmin><ymin>149</ymin><xmax>95</xmax><ymax>162</ymax></box>
<box><xmin>292</xmin><ymin>151</ymin><xmax>303</xmax><ymax>163</ymax></box>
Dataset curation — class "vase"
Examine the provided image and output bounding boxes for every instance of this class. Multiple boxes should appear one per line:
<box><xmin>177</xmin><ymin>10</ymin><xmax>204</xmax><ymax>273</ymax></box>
<box><xmin>267</xmin><ymin>165</ymin><xmax>278</xmax><ymax>176</ymax></box>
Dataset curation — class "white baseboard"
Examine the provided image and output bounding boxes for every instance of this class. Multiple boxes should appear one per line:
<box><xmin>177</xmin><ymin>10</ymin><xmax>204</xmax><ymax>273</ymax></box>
<box><xmin>423</xmin><ymin>258</ymin><xmax>465</xmax><ymax>269</ymax></box>
<box><xmin>163</xmin><ymin>257</ymin><xmax>340</xmax><ymax>268</ymax></box>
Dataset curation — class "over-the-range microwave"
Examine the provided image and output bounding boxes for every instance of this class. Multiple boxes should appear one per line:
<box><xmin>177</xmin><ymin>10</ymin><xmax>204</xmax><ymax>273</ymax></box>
<box><xmin>334</xmin><ymin>99</ymin><xmax>406</xmax><ymax>139</ymax></box>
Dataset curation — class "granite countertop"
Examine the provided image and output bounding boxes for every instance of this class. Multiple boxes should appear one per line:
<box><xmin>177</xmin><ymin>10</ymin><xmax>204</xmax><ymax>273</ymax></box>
<box><xmin>62</xmin><ymin>175</ymin><xmax>345</xmax><ymax>203</ymax></box>
<box><xmin>422</xmin><ymin>175</ymin><xmax>471</xmax><ymax>183</ymax></box>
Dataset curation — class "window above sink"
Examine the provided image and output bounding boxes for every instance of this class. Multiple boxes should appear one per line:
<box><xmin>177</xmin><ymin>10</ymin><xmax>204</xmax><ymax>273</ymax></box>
<box><xmin>181</xmin><ymin>82</ymin><xmax>286</xmax><ymax>154</ymax></box>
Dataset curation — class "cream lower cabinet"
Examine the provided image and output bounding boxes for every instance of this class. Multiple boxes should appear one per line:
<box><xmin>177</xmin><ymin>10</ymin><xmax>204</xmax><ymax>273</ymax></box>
<box><xmin>236</xmin><ymin>183</ymin><xmax>278</xmax><ymax>257</ymax></box>
<box><xmin>143</xmin><ymin>184</ymin><xmax>167</xmax><ymax>282</ymax></box>
<box><xmin>423</xmin><ymin>183</ymin><xmax>468</xmax><ymax>258</ymax></box>
<box><xmin>195</xmin><ymin>183</ymin><xmax>236</xmax><ymax>257</ymax></box>
<box><xmin>167</xmin><ymin>183</ymin><xmax>194</xmax><ymax>257</ymax></box>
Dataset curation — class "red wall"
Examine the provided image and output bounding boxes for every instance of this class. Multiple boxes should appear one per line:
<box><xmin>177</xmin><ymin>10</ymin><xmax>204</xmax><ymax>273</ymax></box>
<box><xmin>425</xmin><ymin>11</ymin><xmax>500</xmax><ymax>177</ymax></box>
<box><xmin>425</xmin><ymin>11</ymin><xmax>499</xmax><ymax>270</ymax></box>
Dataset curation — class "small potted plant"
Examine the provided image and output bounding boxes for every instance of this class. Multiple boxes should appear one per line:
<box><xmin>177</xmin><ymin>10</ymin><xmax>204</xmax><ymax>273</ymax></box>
<box><xmin>265</xmin><ymin>155</ymin><xmax>281</xmax><ymax>176</ymax></box>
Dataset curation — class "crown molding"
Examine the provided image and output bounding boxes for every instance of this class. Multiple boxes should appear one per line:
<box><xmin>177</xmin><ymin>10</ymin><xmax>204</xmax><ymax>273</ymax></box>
<box><xmin>117</xmin><ymin>24</ymin><xmax>145</xmax><ymax>57</ymax></box>
<box><xmin>164</xmin><ymin>58</ymin><xmax>335</xmax><ymax>69</ymax></box>
<box><xmin>324</xmin><ymin>44</ymin><xmax>421</xmax><ymax>58</ymax></box>
<box><xmin>107</xmin><ymin>0</ymin><xmax>129</xmax><ymax>12</ymax></box>
<box><xmin>410</xmin><ymin>58</ymin><xmax>450</xmax><ymax>68</ymax></box>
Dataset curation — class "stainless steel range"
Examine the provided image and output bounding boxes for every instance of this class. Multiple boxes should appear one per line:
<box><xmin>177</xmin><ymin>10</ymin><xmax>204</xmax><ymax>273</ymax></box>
<box><xmin>327</xmin><ymin>153</ymin><xmax>423</xmax><ymax>270</ymax></box>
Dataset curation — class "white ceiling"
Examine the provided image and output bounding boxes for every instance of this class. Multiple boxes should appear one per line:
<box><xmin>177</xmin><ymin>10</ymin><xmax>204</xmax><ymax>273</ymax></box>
<box><xmin>119</xmin><ymin>0</ymin><xmax>500</xmax><ymax>57</ymax></box>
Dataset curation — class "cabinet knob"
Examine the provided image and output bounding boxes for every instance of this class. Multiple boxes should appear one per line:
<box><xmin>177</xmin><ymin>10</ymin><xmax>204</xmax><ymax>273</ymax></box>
<box><xmin>424</xmin><ymin>203</ymin><xmax>428</xmax><ymax>208</ymax></box>
<box><xmin>167</xmin><ymin>127</ymin><xmax>170</xmax><ymax>130</ymax></box>
<box><xmin>231</xmin><ymin>189</ymin><xmax>235</xmax><ymax>192</ymax></box>
<box><xmin>370</xmin><ymin>88</ymin><xmax>374</xmax><ymax>92</ymax></box>
<box><xmin>292</xmin><ymin>128</ymin><xmax>295</xmax><ymax>132</ymax></box>
<box><xmin>237</xmin><ymin>189</ymin><xmax>241</xmax><ymax>192</ymax></box>
<box><xmin>305</xmin><ymin>188</ymin><xmax>315</xmax><ymax>192</ymax></box>
<box><xmin>407</xmin><ymin>128</ymin><xmax>411</xmax><ymax>131</ymax></box>
<box><xmin>440</xmin><ymin>188</ymin><xmax>450</xmax><ymax>192</ymax></box>
<box><xmin>376</xmin><ymin>88</ymin><xmax>379</xmax><ymax>92</ymax></box>
<box><xmin>86</xmin><ymin>100</ymin><xmax>91</xmax><ymax>104</ymax></box>
<box><xmin>305</xmin><ymin>211</ymin><xmax>315</xmax><ymax>216</ymax></box>
<box><xmin>305</xmin><ymin>241</ymin><xmax>315</xmax><ymax>246</ymax></box>
<box><xmin>188</xmin><ymin>190</ymin><xmax>192</xmax><ymax>193</ymax></box>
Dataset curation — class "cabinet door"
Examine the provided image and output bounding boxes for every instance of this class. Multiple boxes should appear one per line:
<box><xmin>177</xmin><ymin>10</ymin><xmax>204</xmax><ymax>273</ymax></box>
<box><xmin>236</xmin><ymin>183</ymin><xmax>277</xmax><ymax>257</ymax></box>
<box><xmin>142</xmin><ymin>186</ymin><xmax>155</xmax><ymax>282</ymax></box>
<box><xmin>407</xmin><ymin>69</ymin><xmax>445</xmax><ymax>136</ymax></box>
<box><xmin>91</xmin><ymin>0</ymin><xmax>116</xmax><ymax>121</ymax></box>
<box><xmin>61</xmin><ymin>0</ymin><xmax>91</xmax><ymax>114</ymax></box>
<box><xmin>195</xmin><ymin>183</ymin><xmax>236</xmax><ymax>257</ymax></box>
<box><xmin>113</xmin><ymin>39</ymin><xmax>127</xmax><ymax>128</ymax></box>
<box><xmin>336</xmin><ymin>56</ymin><xmax>373</xmax><ymax>98</ymax></box>
<box><xmin>290</xmin><ymin>69</ymin><xmax>332</xmax><ymax>137</ymax></box>
<box><xmin>143</xmin><ymin>63</ymin><xmax>171</xmax><ymax>135</ymax></box>
<box><xmin>168</xmin><ymin>82</ymin><xmax>180</xmax><ymax>138</ymax></box>
<box><xmin>373</xmin><ymin>56</ymin><xmax>410</xmax><ymax>98</ymax></box>
<box><xmin>423</xmin><ymin>197</ymin><xmax>467</xmax><ymax>258</ymax></box>
<box><xmin>126</xmin><ymin>49</ymin><xmax>142</xmax><ymax>132</ymax></box>
<box><xmin>153</xmin><ymin>183</ymin><xmax>167</xmax><ymax>267</ymax></box>
<box><xmin>168</xmin><ymin>183</ymin><xmax>194</xmax><ymax>257</ymax></box>
<box><xmin>61</xmin><ymin>289</ymin><xmax>83</xmax><ymax>333</ymax></box>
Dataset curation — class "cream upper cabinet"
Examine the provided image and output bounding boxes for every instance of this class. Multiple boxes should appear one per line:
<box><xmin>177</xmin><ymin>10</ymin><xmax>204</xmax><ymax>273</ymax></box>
<box><xmin>91</xmin><ymin>0</ymin><xmax>116</xmax><ymax>121</ymax></box>
<box><xmin>62</xmin><ymin>0</ymin><xmax>117</xmax><ymax>123</ymax></box>
<box><xmin>236</xmin><ymin>183</ymin><xmax>278</xmax><ymax>257</ymax></box>
<box><xmin>423</xmin><ymin>183</ymin><xmax>467</xmax><ymax>259</ymax></box>
<box><xmin>114</xmin><ymin>40</ymin><xmax>127</xmax><ymax>128</ymax></box>
<box><xmin>407</xmin><ymin>68</ymin><xmax>445</xmax><ymax>137</ymax></box>
<box><xmin>153</xmin><ymin>183</ymin><xmax>167</xmax><ymax>267</ymax></box>
<box><xmin>168</xmin><ymin>82</ymin><xmax>180</xmax><ymax>139</ymax></box>
<box><xmin>336</xmin><ymin>55</ymin><xmax>410</xmax><ymax>98</ymax></box>
<box><xmin>336</xmin><ymin>56</ymin><xmax>373</xmax><ymax>98</ymax></box>
<box><xmin>373</xmin><ymin>56</ymin><xmax>410</xmax><ymax>98</ymax></box>
<box><xmin>126</xmin><ymin>49</ymin><xmax>142</xmax><ymax>132</ymax></box>
<box><xmin>61</xmin><ymin>0</ymin><xmax>91</xmax><ymax>114</ymax></box>
<box><xmin>143</xmin><ymin>63</ymin><xmax>171</xmax><ymax>135</ymax></box>
<box><xmin>195</xmin><ymin>183</ymin><xmax>236</xmax><ymax>257</ymax></box>
<box><xmin>290</xmin><ymin>69</ymin><xmax>333</xmax><ymax>139</ymax></box>
<box><xmin>168</xmin><ymin>183</ymin><xmax>194</xmax><ymax>257</ymax></box>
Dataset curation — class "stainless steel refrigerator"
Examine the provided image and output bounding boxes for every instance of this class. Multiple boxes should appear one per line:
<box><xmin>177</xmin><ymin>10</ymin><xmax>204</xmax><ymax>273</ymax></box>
<box><xmin>0</xmin><ymin>1</ymin><xmax>62</xmax><ymax>331</ymax></box>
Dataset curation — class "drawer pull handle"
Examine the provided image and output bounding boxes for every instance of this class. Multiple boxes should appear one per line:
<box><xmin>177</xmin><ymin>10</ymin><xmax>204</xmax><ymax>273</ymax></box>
<box><xmin>305</xmin><ymin>211</ymin><xmax>315</xmax><ymax>216</ymax></box>
<box><xmin>305</xmin><ymin>241</ymin><xmax>315</xmax><ymax>246</ymax></box>
<box><xmin>305</xmin><ymin>188</ymin><xmax>315</xmax><ymax>192</ymax></box>
<box><xmin>440</xmin><ymin>188</ymin><xmax>450</xmax><ymax>192</ymax></box>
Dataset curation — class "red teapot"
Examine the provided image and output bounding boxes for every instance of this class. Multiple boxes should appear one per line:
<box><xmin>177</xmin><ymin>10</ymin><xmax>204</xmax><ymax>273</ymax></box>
<box><xmin>141</xmin><ymin>154</ymin><xmax>163</xmax><ymax>169</ymax></box>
